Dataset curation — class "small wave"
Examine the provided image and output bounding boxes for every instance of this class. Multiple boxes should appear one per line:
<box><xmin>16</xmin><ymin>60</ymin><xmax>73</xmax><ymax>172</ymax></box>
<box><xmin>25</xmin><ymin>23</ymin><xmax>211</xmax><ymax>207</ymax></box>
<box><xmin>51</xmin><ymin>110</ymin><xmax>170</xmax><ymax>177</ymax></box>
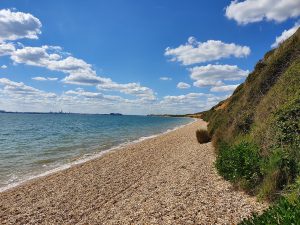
<box><xmin>0</xmin><ymin>118</ymin><xmax>196</xmax><ymax>192</ymax></box>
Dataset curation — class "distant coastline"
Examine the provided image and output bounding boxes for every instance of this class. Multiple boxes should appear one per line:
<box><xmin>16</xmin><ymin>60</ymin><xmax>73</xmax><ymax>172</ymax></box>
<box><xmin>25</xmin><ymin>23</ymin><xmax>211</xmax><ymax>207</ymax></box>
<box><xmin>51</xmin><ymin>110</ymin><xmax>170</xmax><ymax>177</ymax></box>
<box><xmin>0</xmin><ymin>110</ymin><xmax>123</xmax><ymax>116</ymax></box>
<box><xmin>147</xmin><ymin>112</ymin><xmax>201</xmax><ymax>118</ymax></box>
<box><xmin>0</xmin><ymin>110</ymin><xmax>201</xmax><ymax>118</ymax></box>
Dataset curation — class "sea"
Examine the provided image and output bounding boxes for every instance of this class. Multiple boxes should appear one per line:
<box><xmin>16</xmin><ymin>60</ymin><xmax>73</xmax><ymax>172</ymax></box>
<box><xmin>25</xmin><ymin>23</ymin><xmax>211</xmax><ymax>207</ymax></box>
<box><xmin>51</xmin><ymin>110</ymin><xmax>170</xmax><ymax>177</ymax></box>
<box><xmin>0</xmin><ymin>113</ymin><xmax>194</xmax><ymax>191</ymax></box>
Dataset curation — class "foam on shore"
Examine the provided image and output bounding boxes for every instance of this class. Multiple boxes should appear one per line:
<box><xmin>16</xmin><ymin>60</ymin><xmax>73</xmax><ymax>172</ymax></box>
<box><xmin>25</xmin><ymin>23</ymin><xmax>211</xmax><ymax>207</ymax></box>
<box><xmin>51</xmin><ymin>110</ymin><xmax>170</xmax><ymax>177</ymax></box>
<box><xmin>0</xmin><ymin>118</ymin><xmax>197</xmax><ymax>193</ymax></box>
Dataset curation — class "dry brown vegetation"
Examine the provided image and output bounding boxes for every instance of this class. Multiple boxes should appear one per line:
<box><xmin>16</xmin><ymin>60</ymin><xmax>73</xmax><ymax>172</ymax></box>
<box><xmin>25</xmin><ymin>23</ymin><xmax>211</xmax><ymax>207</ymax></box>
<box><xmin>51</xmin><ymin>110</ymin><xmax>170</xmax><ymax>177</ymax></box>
<box><xmin>195</xmin><ymin>129</ymin><xmax>211</xmax><ymax>144</ymax></box>
<box><xmin>201</xmin><ymin>28</ymin><xmax>300</xmax><ymax>223</ymax></box>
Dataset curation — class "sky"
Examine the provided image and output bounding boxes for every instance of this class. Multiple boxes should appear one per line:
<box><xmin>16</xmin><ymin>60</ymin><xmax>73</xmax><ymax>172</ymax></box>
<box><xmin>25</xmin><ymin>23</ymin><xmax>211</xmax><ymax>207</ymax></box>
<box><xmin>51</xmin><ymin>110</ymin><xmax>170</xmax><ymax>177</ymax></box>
<box><xmin>0</xmin><ymin>0</ymin><xmax>299</xmax><ymax>114</ymax></box>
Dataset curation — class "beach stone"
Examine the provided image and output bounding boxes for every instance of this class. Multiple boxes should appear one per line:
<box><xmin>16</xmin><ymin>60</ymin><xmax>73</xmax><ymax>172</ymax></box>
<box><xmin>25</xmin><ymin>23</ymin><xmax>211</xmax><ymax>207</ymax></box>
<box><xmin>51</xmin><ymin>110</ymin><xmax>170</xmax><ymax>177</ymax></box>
<box><xmin>0</xmin><ymin>120</ymin><xmax>267</xmax><ymax>225</ymax></box>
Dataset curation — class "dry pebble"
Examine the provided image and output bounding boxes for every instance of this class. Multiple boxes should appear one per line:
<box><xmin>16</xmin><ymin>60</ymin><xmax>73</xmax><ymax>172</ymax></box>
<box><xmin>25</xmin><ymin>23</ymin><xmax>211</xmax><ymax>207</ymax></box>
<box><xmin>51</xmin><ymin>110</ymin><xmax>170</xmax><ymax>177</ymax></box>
<box><xmin>0</xmin><ymin>120</ymin><xmax>267</xmax><ymax>224</ymax></box>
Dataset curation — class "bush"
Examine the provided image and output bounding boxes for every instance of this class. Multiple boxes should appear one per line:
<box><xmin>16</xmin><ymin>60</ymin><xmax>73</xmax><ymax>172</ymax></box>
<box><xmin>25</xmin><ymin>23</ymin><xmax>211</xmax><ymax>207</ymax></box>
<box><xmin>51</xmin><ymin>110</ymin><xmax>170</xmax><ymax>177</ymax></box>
<box><xmin>241</xmin><ymin>177</ymin><xmax>300</xmax><ymax>224</ymax></box>
<box><xmin>273</xmin><ymin>97</ymin><xmax>300</xmax><ymax>150</ymax></box>
<box><xmin>215</xmin><ymin>141</ymin><xmax>262</xmax><ymax>190</ymax></box>
<box><xmin>259</xmin><ymin>149</ymin><xmax>298</xmax><ymax>200</ymax></box>
<box><xmin>239</xmin><ymin>197</ymin><xmax>300</xmax><ymax>225</ymax></box>
<box><xmin>196</xmin><ymin>129</ymin><xmax>211</xmax><ymax>144</ymax></box>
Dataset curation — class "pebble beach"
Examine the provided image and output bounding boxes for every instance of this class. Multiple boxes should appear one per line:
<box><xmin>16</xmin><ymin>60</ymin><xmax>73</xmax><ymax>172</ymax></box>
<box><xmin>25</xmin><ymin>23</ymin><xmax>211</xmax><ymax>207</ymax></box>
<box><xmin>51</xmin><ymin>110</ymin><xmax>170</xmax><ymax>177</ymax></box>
<box><xmin>0</xmin><ymin>120</ymin><xmax>267</xmax><ymax>224</ymax></box>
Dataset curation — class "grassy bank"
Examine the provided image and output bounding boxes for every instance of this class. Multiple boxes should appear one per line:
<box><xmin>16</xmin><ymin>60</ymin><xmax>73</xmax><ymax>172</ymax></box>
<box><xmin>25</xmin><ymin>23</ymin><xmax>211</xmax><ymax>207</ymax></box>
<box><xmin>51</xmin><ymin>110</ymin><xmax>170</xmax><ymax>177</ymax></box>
<box><xmin>201</xmin><ymin>28</ymin><xmax>300</xmax><ymax>222</ymax></box>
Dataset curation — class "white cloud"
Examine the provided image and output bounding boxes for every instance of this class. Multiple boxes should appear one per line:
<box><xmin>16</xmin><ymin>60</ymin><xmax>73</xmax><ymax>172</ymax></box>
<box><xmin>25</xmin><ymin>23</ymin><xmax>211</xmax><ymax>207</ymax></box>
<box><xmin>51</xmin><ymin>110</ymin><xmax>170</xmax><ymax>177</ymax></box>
<box><xmin>177</xmin><ymin>82</ymin><xmax>191</xmax><ymax>89</ymax></box>
<box><xmin>0</xmin><ymin>78</ymin><xmax>146</xmax><ymax>114</ymax></box>
<box><xmin>271</xmin><ymin>22</ymin><xmax>300</xmax><ymax>48</ymax></box>
<box><xmin>1</xmin><ymin>64</ymin><xmax>7</xmax><ymax>69</ymax></box>
<box><xmin>0</xmin><ymin>77</ymin><xmax>230</xmax><ymax>115</ymax></box>
<box><xmin>10</xmin><ymin>45</ymin><xmax>156</xmax><ymax>100</ymax></box>
<box><xmin>65</xmin><ymin>89</ymin><xmax>126</xmax><ymax>102</ymax></box>
<box><xmin>97</xmin><ymin>81</ymin><xmax>156</xmax><ymax>100</ymax></box>
<box><xmin>63</xmin><ymin>74</ymin><xmax>109</xmax><ymax>85</ymax></box>
<box><xmin>32</xmin><ymin>76</ymin><xmax>58</xmax><ymax>81</ymax></box>
<box><xmin>189</xmin><ymin>64</ymin><xmax>249</xmax><ymax>82</ymax></box>
<box><xmin>193</xmin><ymin>80</ymin><xmax>224</xmax><ymax>87</ymax></box>
<box><xmin>65</xmin><ymin>89</ymin><xmax>107</xmax><ymax>99</ymax></box>
<box><xmin>0</xmin><ymin>42</ymin><xmax>15</xmax><ymax>56</ymax></box>
<box><xmin>0</xmin><ymin>8</ymin><xmax>155</xmax><ymax>104</ymax></box>
<box><xmin>165</xmin><ymin>37</ymin><xmax>250</xmax><ymax>65</ymax></box>
<box><xmin>11</xmin><ymin>46</ymin><xmax>91</xmax><ymax>75</ymax></box>
<box><xmin>161</xmin><ymin>93</ymin><xmax>211</xmax><ymax>104</ymax></box>
<box><xmin>210</xmin><ymin>84</ymin><xmax>239</xmax><ymax>92</ymax></box>
<box><xmin>0</xmin><ymin>78</ymin><xmax>56</xmax><ymax>98</ymax></box>
<box><xmin>207</xmin><ymin>95</ymin><xmax>231</xmax><ymax>104</ymax></box>
<box><xmin>47</xmin><ymin>77</ymin><xmax>58</xmax><ymax>81</ymax></box>
<box><xmin>225</xmin><ymin>0</ymin><xmax>300</xmax><ymax>25</ymax></box>
<box><xmin>160</xmin><ymin>76</ymin><xmax>172</xmax><ymax>81</ymax></box>
<box><xmin>32</xmin><ymin>76</ymin><xmax>47</xmax><ymax>81</ymax></box>
<box><xmin>156</xmin><ymin>92</ymin><xmax>227</xmax><ymax>114</ymax></box>
<box><xmin>0</xmin><ymin>9</ymin><xmax>41</xmax><ymax>42</ymax></box>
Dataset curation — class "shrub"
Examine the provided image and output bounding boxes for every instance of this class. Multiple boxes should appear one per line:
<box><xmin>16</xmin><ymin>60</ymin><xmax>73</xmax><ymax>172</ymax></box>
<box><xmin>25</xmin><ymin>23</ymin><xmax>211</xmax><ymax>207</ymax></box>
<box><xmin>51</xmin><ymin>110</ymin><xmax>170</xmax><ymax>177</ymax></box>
<box><xmin>215</xmin><ymin>141</ymin><xmax>262</xmax><ymax>190</ymax></box>
<box><xmin>241</xmin><ymin>177</ymin><xmax>300</xmax><ymax>224</ymax></box>
<box><xmin>259</xmin><ymin>149</ymin><xmax>298</xmax><ymax>200</ymax></box>
<box><xmin>239</xmin><ymin>197</ymin><xmax>300</xmax><ymax>225</ymax></box>
<box><xmin>273</xmin><ymin>97</ymin><xmax>300</xmax><ymax>150</ymax></box>
<box><xmin>196</xmin><ymin>129</ymin><xmax>211</xmax><ymax>144</ymax></box>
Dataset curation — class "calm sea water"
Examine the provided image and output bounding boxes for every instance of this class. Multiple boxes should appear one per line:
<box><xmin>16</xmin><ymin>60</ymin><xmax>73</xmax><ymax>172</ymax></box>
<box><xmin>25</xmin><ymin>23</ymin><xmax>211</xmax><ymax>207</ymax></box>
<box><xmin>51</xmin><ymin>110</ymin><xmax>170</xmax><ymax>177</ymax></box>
<box><xmin>0</xmin><ymin>113</ymin><xmax>193</xmax><ymax>190</ymax></box>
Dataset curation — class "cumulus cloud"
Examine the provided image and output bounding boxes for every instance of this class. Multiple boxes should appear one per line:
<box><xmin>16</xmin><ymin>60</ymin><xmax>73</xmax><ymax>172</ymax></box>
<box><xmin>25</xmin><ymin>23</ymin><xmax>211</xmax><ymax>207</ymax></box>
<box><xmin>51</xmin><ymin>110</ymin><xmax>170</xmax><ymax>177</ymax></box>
<box><xmin>11</xmin><ymin>46</ymin><xmax>91</xmax><ymax>74</ymax></box>
<box><xmin>11</xmin><ymin>46</ymin><xmax>104</xmax><ymax>84</ymax></box>
<box><xmin>0</xmin><ymin>9</ymin><xmax>41</xmax><ymax>42</ymax></box>
<box><xmin>0</xmin><ymin>77</ymin><xmax>230</xmax><ymax>115</ymax></box>
<box><xmin>210</xmin><ymin>84</ymin><xmax>239</xmax><ymax>92</ymax></box>
<box><xmin>97</xmin><ymin>81</ymin><xmax>156</xmax><ymax>100</ymax></box>
<box><xmin>177</xmin><ymin>82</ymin><xmax>191</xmax><ymax>89</ymax></box>
<box><xmin>156</xmin><ymin>92</ymin><xmax>228</xmax><ymax>114</ymax></box>
<box><xmin>0</xmin><ymin>8</ymin><xmax>155</xmax><ymax>104</ymax></box>
<box><xmin>0</xmin><ymin>42</ymin><xmax>15</xmax><ymax>56</ymax></box>
<box><xmin>1</xmin><ymin>65</ymin><xmax>7</xmax><ymax>69</ymax></box>
<box><xmin>32</xmin><ymin>76</ymin><xmax>58</xmax><ymax>81</ymax></box>
<box><xmin>189</xmin><ymin>64</ymin><xmax>249</xmax><ymax>87</ymax></box>
<box><xmin>47</xmin><ymin>77</ymin><xmax>58</xmax><ymax>81</ymax></box>
<box><xmin>9</xmin><ymin>45</ymin><xmax>156</xmax><ymax>100</ymax></box>
<box><xmin>271</xmin><ymin>22</ymin><xmax>300</xmax><ymax>48</ymax></box>
<box><xmin>65</xmin><ymin>89</ymin><xmax>123</xmax><ymax>102</ymax></box>
<box><xmin>63</xmin><ymin>74</ymin><xmax>109</xmax><ymax>86</ymax></box>
<box><xmin>160</xmin><ymin>76</ymin><xmax>172</xmax><ymax>81</ymax></box>
<box><xmin>0</xmin><ymin>78</ymin><xmax>56</xmax><ymax>98</ymax></box>
<box><xmin>0</xmin><ymin>78</ymin><xmax>150</xmax><ymax>114</ymax></box>
<box><xmin>193</xmin><ymin>80</ymin><xmax>224</xmax><ymax>87</ymax></box>
<box><xmin>161</xmin><ymin>93</ymin><xmax>211</xmax><ymax>104</ymax></box>
<box><xmin>225</xmin><ymin>0</ymin><xmax>300</xmax><ymax>25</ymax></box>
<box><xmin>165</xmin><ymin>37</ymin><xmax>250</xmax><ymax>65</ymax></box>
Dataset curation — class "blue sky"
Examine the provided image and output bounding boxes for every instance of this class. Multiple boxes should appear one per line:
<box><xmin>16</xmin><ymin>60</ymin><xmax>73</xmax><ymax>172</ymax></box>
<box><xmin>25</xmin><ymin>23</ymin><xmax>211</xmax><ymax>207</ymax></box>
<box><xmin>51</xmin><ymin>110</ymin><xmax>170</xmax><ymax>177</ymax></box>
<box><xmin>0</xmin><ymin>0</ymin><xmax>299</xmax><ymax>114</ymax></box>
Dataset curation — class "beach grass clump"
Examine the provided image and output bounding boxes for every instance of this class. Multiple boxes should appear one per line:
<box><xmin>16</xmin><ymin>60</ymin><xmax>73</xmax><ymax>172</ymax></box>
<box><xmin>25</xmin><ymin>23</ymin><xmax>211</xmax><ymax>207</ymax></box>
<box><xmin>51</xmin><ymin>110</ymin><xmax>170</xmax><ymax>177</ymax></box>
<box><xmin>195</xmin><ymin>129</ymin><xmax>211</xmax><ymax>144</ymax></box>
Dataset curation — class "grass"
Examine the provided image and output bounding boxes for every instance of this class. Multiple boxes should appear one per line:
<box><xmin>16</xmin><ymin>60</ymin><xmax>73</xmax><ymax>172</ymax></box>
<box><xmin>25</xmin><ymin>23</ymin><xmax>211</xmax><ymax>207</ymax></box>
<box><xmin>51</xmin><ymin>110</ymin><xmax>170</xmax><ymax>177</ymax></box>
<box><xmin>199</xmin><ymin>28</ymin><xmax>300</xmax><ymax>223</ymax></box>
<box><xmin>259</xmin><ymin>149</ymin><xmax>299</xmax><ymax>200</ymax></box>
<box><xmin>239</xmin><ymin>197</ymin><xmax>300</xmax><ymax>225</ymax></box>
<box><xmin>195</xmin><ymin>129</ymin><xmax>211</xmax><ymax>144</ymax></box>
<box><xmin>201</xmin><ymin>28</ymin><xmax>300</xmax><ymax>200</ymax></box>
<box><xmin>240</xmin><ymin>178</ymin><xmax>300</xmax><ymax>224</ymax></box>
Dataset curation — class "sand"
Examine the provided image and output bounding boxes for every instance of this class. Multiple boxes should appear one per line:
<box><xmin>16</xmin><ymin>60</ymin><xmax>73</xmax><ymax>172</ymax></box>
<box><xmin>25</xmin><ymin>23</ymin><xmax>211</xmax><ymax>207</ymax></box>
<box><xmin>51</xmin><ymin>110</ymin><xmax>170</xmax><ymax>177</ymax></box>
<box><xmin>0</xmin><ymin>120</ymin><xmax>267</xmax><ymax>224</ymax></box>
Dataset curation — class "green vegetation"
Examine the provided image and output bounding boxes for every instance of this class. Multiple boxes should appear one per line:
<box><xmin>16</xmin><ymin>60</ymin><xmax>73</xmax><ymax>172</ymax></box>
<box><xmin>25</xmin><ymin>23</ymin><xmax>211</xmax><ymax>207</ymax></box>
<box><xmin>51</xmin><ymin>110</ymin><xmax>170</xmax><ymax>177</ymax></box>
<box><xmin>202</xmin><ymin>28</ymin><xmax>300</xmax><ymax>222</ymax></box>
<box><xmin>240</xmin><ymin>178</ymin><xmax>300</xmax><ymax>224</ymax></box>
<box><xmin>196</xmin><ymin>129</ymin><xmax>211</xmax><ymax>144</ymax></box>
<box><xmin>240</xmin><ymin>197</ymin><xmax>300</xmax><ymax>225</ymax></box>
<box><xmin>215</xmin><ymin>141</ymin><xmax>262</xmax><ymax>191</ymax></box>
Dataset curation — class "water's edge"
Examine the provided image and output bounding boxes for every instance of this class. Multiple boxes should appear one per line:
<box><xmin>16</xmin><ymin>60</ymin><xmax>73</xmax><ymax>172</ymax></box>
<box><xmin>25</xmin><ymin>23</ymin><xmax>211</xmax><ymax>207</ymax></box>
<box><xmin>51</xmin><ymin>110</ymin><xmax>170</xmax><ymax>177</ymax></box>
<box><xmin>0</xmin><ymin>118</ymin><xmax>197</xmax><ymax>193</ymax></box>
